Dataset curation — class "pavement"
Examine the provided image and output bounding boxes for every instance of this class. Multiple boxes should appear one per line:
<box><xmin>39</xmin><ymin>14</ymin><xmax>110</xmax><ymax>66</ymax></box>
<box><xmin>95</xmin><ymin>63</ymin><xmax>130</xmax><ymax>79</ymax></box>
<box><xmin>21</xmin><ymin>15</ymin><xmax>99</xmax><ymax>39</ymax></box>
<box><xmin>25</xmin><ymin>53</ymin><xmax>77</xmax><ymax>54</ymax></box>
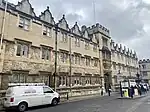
<box><xmin>117</xmin><ymin>94</ymin><xmax>147</xmax><ymax>99</ymax></box>
<box><xmin>1</xmin><ymin>92</ymin><xmax>150</xmax><ymax>112</ymax></box>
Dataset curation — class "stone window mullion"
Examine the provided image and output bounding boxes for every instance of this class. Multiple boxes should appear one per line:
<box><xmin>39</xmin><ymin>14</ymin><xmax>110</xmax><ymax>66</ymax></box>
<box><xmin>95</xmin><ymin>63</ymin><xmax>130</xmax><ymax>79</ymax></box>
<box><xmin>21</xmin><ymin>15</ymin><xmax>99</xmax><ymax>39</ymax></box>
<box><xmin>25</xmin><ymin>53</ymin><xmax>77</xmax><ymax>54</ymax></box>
<box><xmin>61</xmin><ymin>76</ymin><xmax>63</xmax><ymax>86</ymax></box>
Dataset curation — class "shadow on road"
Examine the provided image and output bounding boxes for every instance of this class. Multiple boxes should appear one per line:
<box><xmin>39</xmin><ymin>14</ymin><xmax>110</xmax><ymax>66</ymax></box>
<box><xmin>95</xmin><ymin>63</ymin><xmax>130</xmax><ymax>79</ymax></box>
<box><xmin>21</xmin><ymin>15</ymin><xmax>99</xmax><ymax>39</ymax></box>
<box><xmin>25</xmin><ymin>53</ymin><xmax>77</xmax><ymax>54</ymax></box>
<box><xmin>4</xmin><ymin>105</ymin><xmax>56</xmax><ymax>112</ymax></box>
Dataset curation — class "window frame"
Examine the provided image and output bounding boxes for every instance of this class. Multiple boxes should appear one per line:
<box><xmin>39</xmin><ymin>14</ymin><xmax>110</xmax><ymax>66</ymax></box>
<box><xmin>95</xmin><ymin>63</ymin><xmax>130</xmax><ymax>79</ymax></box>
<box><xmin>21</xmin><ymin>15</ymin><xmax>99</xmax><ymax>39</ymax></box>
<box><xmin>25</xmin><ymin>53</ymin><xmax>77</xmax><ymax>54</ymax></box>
<box><xmin>16</xmin><ymin>43</ymin><xmax>29</xmax><ymax>57</ymax></box>
<box><xmin>74</xmin><ymin>54</ymin><xmax>80</xmax><ymax>65</ymax></box>
<box><xmin>85</xmin><ymin>57</ymin><xmax>91</xmax><ymax>66</ymax></box>
<box><xmin>102</xmin><ymin>37</ymin><xmax>108</xmax><ymax>46</ymax></box>
<box><xmin>61</xmin><ymin>32</ymin><xmax>68</xmax><ymax>43</ymax></box>
<box><xmin>93</xmin><ymin>44</ymin><xmax>97</xmax><ymax>52</ymax></box>
<box><xmin>41</xmin><ymin>47</ymin><xmax>51</xmax><ymax>60</ymax></box>
<box><xmin>9</xmin><ymin>73</ymin><xmax>27</xmax><ymax>83</ymax></box>
<box><xmin>43</xmin><ymin>25</ymin><xmax>51</xmax><ymax>37</ymax></box>
<box><xmin>85</xmin><ymin>41</ymin><xmax>90</xmax><ymax>50</ymax></box>
<box><xmin>74</xmin><ymin>77</ymin><xmax>80</xmax><ymax>86</ymax></box>
<box><xmin>60</xmin><ymin>52</ymin><xmax>68</xmax><ymax>63</ymax></box>
<box><xmin>18</xmin><ymin>16</ymin><xmax>30</xmax><ymax>30</ymax></box>
<box><xmin>93</xmin><ymin>59</ymin><xmax>98</xmax><ymax>67</ymax></box>
<box><xmin>75</xmin><ymin>37</ymin><xmax>80</xmax><ymax>47</ymax></box>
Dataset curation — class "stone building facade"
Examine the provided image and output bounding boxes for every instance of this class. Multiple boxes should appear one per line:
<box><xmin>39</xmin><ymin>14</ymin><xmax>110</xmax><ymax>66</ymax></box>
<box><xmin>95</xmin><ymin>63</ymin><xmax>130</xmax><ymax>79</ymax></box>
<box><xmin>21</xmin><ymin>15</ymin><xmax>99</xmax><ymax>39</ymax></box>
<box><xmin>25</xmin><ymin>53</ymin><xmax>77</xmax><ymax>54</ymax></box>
<box><xmin>0</xmin><ymin>0</ymin><xmax>138</xmax><ymax>95</ymax></box>
<box><xmin>139</xmin><ymin>59</ymin><xmax>150</xmax><ymax>84</ymax></box>
<box><xmin>111</xmin><ymin>42</ymin><xmax>139</xmax><ymax>85</ymax></box>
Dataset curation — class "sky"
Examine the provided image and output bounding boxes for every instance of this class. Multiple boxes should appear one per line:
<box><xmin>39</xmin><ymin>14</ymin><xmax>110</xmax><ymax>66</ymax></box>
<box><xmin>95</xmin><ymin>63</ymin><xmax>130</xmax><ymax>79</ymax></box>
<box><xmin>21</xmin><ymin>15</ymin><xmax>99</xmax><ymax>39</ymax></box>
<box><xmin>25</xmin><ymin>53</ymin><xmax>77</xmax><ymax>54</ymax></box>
<box><xmin>8</xmin><ymin>0</ymin><xmax>150</xmax><ymax>59</ymax></box>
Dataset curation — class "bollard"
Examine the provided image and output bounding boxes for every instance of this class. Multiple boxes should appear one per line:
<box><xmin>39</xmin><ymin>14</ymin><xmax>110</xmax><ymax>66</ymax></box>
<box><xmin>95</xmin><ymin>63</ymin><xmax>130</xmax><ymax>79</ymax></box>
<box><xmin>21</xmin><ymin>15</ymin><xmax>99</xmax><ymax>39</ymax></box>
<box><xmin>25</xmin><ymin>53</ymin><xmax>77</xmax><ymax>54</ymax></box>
<box><xmin>101</xmin><ymin>90</ymin><xmax>103</xmax><ymax>96</ymax></box>
<box><xmin>67</xmin><ymin>92</ymin><xmax>69</xmax><ymax>100</ymax></box>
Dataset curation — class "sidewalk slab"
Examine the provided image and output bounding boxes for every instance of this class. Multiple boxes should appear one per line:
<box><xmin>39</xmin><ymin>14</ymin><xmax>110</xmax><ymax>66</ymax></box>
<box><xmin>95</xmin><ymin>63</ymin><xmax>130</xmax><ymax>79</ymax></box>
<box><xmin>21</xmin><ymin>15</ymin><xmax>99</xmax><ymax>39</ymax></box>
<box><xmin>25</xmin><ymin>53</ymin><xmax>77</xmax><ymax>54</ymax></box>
<box><xmin>61</xmin><ymin>92</ymin><xmax>117</xmax><ymax>104</ymax></box>
<box><xmin>61</xmin><ymin>94</ymin><xmax>102</xmax><ymax>104</ymax></box>
<box><xmin>117</xmin><ymin>95</ymin><xmax>147</xmax><ymax>99</ymax></box>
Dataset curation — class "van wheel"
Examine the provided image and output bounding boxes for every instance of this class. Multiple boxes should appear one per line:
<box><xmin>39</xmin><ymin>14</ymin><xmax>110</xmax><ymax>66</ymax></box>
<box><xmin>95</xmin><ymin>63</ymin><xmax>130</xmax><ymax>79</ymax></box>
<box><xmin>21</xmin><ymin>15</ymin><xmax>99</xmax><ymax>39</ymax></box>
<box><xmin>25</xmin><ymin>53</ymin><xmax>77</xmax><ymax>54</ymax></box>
<box><xmin>18</xmin><ymin>102</ymin><xmax>28</xmax><ymax>112</ymax></box>
<box><xmin>51</xmin><ymin>98</ymin><xmax>58</xmax><ymax>106</ymax></box>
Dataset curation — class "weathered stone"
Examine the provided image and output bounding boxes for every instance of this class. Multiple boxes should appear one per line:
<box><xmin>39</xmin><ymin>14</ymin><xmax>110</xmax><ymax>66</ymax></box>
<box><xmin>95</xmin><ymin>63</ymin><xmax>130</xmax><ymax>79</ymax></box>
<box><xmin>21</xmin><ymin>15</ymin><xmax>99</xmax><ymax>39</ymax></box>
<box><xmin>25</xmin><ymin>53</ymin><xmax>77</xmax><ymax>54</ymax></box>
<box><xmin>0</xmin><ymin>1</ymin><xmax>139</xmax><ymax>98</ymax></box>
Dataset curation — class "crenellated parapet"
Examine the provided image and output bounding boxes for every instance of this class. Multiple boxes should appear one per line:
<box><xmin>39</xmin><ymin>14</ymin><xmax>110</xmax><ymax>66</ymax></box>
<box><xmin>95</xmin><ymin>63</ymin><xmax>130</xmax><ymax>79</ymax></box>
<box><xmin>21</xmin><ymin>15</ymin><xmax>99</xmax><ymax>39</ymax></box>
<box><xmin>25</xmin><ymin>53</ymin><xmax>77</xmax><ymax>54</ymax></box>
<box><xmin>139</xmin><ymin>59</ymin><xmax>150</xmax><ymax>64</ymax></box>
<box><xmin>84</xmin><ymin>23</ymin><xmax>110</xmax><ymax>37</ymax></box>
<box><xmin>110</xmin><ymin>40</ymin><xmax>137</xmax><ymax>58</ymax></box>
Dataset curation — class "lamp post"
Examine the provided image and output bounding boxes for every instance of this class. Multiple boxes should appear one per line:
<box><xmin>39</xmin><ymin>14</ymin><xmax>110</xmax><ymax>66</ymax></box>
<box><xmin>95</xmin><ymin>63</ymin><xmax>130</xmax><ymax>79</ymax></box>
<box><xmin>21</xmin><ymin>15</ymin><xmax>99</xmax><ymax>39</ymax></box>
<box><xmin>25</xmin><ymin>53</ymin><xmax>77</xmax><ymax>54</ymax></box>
<box><xmin>117</xmin><ymin>70</ymin><xmax>123</xmax><ymax>97</ymax></box>
<box><xmin>69</xmin><ymin>34</ymin><xmax>72</xmax><ymax>93</ymax></box>
<box><xmin>54</xmin><ymin>24</ymin><xmax>58</xmax><ymax>91</ymax></box>
<box><xmin>136</xmin><ymin>72</ymin><xmax>140</xmax><ymax>84</ymax></box>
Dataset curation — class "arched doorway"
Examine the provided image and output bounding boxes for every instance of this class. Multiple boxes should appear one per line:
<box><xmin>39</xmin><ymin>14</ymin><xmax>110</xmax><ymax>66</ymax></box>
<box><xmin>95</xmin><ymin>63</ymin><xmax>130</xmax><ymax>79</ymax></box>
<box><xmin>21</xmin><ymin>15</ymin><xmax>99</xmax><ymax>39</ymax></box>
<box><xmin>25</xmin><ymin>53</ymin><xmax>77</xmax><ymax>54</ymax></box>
<box><xmin>104</xmin><ymin>73</ymin><xmax>112</xmax><ymax>92</ymax></box>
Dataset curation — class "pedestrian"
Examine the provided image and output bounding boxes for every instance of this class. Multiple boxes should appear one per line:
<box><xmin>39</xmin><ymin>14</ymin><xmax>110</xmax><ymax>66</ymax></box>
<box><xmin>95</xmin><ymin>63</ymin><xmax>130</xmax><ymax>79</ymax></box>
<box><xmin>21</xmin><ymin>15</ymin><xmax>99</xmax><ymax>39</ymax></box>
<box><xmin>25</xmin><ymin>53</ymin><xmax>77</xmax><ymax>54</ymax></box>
<box><xmin>107</xmin><ymin>84</ymin><xmax>112</xmax><ymax>96</ymax></box>
<box><xmin>137</xmin><ymin>85</ymin><xmax>142</xmax><ymax>96</ymax></box>
<box><xmin>108</xmin><ymin>88</ymin><xmax>111</xmax><ymax>96</ymax></box>
<box><xmin>141</xmin><ymin>85</ymin><xmax>145</xmax><ymax>94</ymax></box>
<box><xmin>101</xmin><ymin>87</ymin><xmax>104</xmax><ymax>96</ymax></box>
<box><xmin>130</xmin><ymin>86</ymin><xmax>134</xmax><ymax>98</ymax></box>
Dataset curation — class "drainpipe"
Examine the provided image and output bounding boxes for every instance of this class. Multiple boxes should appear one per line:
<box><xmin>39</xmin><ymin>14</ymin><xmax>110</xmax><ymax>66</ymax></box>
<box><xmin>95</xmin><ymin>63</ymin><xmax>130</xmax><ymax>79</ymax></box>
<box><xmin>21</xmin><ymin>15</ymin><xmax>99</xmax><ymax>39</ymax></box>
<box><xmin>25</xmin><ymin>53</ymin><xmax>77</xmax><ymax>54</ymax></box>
<box><xmin>0</xmin><ymin>0</ymin><xmax>8</xmax><ymax>54</ymax></box>
<box><xmin>99</xmin><ymin>47</ymin><xmax>102</xmax><ymax>86</ymax></box>
<box><xmin>69</xmin><ymin>34</ymin><xmax>72</xmax><ymax>94</ymax></box>
<box><xmin>54</xmin><ymin>24</ymin><xmax>58</xmax><ymax>91</ymax></box>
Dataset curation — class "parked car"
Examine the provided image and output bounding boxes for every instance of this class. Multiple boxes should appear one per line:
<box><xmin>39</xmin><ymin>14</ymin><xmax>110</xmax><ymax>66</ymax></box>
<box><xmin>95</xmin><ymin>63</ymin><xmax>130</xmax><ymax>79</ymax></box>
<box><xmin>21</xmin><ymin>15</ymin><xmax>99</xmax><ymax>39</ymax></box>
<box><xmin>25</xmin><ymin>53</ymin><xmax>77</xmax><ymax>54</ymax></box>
<box><xmin>3</xmin><ymin>83</ymin><xmax>60</xmax><ymax>112</ymax></box>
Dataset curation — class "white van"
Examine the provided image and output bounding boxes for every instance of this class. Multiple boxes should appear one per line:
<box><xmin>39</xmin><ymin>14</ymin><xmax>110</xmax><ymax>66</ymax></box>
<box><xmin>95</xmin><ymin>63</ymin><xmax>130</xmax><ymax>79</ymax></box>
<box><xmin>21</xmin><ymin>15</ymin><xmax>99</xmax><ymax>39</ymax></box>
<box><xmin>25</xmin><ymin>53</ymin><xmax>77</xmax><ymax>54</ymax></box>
<box><xmin>3</xmin><ymin>83</ymin><xmax>60</xmax><ymax>112</ymax></box>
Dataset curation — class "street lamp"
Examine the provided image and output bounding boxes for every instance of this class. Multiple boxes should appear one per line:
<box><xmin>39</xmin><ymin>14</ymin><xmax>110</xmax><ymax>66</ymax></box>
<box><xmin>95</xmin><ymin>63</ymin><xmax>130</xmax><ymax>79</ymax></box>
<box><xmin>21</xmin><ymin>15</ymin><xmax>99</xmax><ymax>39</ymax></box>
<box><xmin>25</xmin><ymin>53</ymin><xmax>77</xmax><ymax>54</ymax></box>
<box><xmin>136</xmin><ymin>72</ymin><xmax>140</xmax><ymax>84</ymax></box>
<box><xmin>117</xmin><ymin>70</ymin><xmax>123</xmax><ymax>97</ymax></box>
<box><xmin>69</xmin><ymin>32</ymin><xmax>72</xmax><ymax>93</ymax></box>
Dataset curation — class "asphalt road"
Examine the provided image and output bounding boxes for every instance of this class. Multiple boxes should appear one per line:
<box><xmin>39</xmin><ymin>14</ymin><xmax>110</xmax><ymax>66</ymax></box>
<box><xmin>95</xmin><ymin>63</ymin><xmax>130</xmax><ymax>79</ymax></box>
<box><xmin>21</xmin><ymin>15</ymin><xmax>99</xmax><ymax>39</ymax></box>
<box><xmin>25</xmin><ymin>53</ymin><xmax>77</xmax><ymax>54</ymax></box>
<box><xmin>2</xmin><ymin>93</ymin><xmax>150</xmax><ymax>112</ymax></box>
<box><xmin>134</xmin><ymin>96</ymin><xmax>150</xmax><ymax>112</ymax></box>
<box><xmin>25</xmin><ymin>93</ymin><xmax>150</xmax><ymax>112</ymax></box>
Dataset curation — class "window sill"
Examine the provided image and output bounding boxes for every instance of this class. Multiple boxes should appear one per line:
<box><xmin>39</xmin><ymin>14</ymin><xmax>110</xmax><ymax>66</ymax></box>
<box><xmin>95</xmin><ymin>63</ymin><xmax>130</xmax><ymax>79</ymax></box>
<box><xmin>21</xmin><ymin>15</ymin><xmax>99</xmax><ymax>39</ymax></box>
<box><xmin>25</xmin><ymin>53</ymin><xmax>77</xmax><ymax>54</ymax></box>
<box><xmin>59</xmin><ymin>85</ymin><xmax>67</xmax><ymax>88</ymax></box>
<box><xmin>18</xmin><ymin>27</ymin><xmax>29</xmax><ymax>32</ymax></box>
<box><xmin>41</xmin><ymin>59</ymin><xmax>51</xmax><ymax>61</ymax></box>
<box><xmin>43</xmin><ymin>35</ymin><xmax>52</xmax><ymax>38</ymax></box>
<box><xmin>16</xmin><ymin>55</ymin><xmax>29</xmax><ymax>58</ymax></box>
<box><xmin>85</xmin><ymin>84</ymin><xmax>92</xmax><ymax>86</ymax></box>
<box><xmin>73</xmin><ymin>84</ymin><xmax>82</xmax><ymax>87</ymax></box>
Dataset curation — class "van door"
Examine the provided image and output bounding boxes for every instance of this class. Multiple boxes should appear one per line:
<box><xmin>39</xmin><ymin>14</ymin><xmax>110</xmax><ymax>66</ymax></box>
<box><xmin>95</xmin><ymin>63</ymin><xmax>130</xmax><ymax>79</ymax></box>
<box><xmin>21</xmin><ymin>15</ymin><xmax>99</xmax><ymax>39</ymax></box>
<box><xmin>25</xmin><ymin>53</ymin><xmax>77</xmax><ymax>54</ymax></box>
<box><xmin>42</xmin><ymin>86</ymin><xmax>54</xmax><ymax>105</ymax></box>
<box><xmin>23</xmin><ymin>86</ymin><xmax>43</xmax><ymax>107</ymax></box>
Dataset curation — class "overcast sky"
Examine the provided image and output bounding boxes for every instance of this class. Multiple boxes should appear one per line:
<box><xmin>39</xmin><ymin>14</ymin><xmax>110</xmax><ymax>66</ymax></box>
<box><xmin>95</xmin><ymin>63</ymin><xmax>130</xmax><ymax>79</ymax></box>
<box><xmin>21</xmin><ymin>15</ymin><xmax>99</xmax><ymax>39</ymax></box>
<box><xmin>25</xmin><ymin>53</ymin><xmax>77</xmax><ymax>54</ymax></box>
<box><xmin>9</xmin><ymin>0</ymin><xmax>150</xmax><ymax>59</ymax></box>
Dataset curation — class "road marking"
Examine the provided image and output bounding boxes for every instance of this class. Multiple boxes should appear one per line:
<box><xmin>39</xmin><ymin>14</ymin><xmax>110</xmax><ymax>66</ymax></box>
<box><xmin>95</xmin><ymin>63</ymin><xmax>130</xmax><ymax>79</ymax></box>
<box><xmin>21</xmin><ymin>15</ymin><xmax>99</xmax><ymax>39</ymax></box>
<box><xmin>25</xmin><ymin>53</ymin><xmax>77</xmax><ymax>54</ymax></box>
<box><xmin>125</xmin><ymin>96</ymin><xmax>150</xmax><ymax>112</ymax></box>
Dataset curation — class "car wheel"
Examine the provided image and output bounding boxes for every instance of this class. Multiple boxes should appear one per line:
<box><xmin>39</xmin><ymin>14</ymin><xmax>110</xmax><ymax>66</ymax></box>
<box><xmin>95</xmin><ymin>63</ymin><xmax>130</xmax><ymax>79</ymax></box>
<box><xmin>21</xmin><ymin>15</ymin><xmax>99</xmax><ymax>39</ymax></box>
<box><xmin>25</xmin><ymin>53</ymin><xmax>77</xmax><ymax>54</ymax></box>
<box><xmin>51</xmin><ymin>98</ymin><xmax>58</xmax><ymax>106</ymax></box>
<box><xmin>18</xmin><ymin>102</ymin><xmax>28</xmax><ymax>112</ymax></box>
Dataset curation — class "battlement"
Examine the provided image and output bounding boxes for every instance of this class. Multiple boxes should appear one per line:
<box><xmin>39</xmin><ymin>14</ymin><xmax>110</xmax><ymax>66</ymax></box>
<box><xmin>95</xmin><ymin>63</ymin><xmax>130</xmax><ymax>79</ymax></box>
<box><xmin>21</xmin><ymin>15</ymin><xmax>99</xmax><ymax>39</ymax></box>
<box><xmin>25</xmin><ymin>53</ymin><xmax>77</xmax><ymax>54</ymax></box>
<box><xmin>111</xmin><ymin>40</ymin><xmax>137</xmax><ymax>58</ymax></box>
<box><xmin>86</xmin><ymin>23</ymin><xmax>110</xmax><ymax>36</ymax></box>
<box><xmin>139</xmin><ymin>59</ymin><xmax>150</xmax><ymax>64</ymax></box>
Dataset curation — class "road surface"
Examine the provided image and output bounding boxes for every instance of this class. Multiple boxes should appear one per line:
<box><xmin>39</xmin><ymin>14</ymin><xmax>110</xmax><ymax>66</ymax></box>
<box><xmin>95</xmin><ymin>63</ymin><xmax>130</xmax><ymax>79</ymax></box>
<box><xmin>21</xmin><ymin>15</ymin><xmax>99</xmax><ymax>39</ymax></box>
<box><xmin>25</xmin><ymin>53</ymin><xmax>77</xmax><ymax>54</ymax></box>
<box><xmin>27</xmin><ymin>93</ymin><xmax>150</xmax><ymax>112</ymax></box>
<box><xmin>3</xmin><ymin>92</ymin><xmax>150</xmax><ymax>112</ymax></box>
